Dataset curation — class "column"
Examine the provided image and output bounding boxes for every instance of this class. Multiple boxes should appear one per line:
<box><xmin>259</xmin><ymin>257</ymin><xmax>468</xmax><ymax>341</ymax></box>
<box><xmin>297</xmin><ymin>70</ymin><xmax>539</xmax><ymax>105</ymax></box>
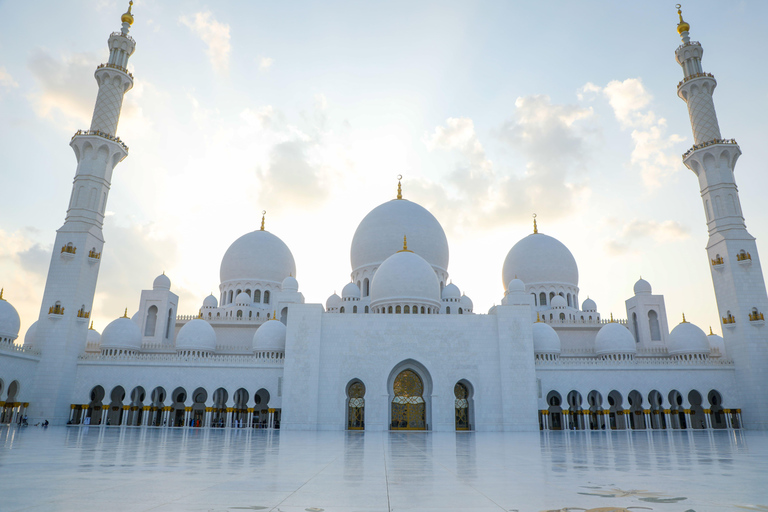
<box><xmin>736</xmin><ymin>409</ymin><xmax>743</xmax><ymax>429</ymax></box>
<box><xmin>121</xmin><ymin>406</ymin><xmax>129</xmax><ymax>426</ymax></box>
<box><xmin>704</xmin><ymin>409</ymin><xmax>713</xmax><ymax>429</ymax></box>
<box><xmin>542</xmin><ymin>410</ymin><xmax>548</xmax><ymax>430</ymax></box>
<box><xmin>644</xmin><ymin>410</ymin><xmax>651</xmax><ymax>429</ymax></box>
<box><xmin>724</xmin><ymin>409</ymin><xmax>733</xmax><ymax>429</ymax></box>
<box><xmin>684</xmin><ymin>409</ymin><xmax>692</xmax><ymax>429</ymax></box>
<box><xmin>584</xmin><ymin>410</ymin><xmax>591</xmax><ymax>431</ymax></box>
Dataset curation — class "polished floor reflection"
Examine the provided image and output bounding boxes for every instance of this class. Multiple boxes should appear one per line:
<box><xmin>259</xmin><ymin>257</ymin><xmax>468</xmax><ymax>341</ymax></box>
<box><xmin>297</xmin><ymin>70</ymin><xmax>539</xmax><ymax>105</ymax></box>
<box><xmin>0</xmin><ymin>426</ymin><xmax>766</xmax><ymax>511</ymax></box>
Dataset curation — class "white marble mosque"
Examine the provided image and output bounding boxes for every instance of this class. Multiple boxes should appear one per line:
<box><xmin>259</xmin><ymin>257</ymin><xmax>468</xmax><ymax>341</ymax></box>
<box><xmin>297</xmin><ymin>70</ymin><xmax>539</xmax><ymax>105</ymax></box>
<box><xmin>0</xmin><ymin>4</ymin><xmax>767</xmax><ymax>435</ymax></box>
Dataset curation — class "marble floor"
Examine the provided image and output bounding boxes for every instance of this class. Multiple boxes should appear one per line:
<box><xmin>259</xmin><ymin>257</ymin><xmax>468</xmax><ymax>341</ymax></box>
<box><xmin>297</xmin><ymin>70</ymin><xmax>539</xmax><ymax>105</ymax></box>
<box><xmin>0</xmin><ymin>426</ymin><xmax>766</xmax><ymax>512</ymax></box>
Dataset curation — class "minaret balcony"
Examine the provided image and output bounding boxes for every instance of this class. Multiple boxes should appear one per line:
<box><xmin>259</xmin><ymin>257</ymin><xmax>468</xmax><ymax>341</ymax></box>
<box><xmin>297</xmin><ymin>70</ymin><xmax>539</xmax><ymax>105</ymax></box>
<box><xmin>677</xmin><ymin>71</ymin><xmax>714</xmax><ymax>89</ymax></box>
<box><xmin>48</xmin><ymin>304</ymin><xmax>65</xmax><ymax>317</ymax></box>
<box><xmin>71</xmin><ymin>130</ymin><xmax>129</xmax><ymax>153</ymax></box>
<box><xmin>76</xmin><ymin>309</ymin><xmax>91</xmax><ymax>322</ymax></box>
<box><xmin>682</xmin><ymin>138</ymin><xmax>738</xmax><ymax>160</ymax></box>
<box><xmin>61</xmin><ymin>244</ymin><xmax>77</xmax><ymax>260</ymax></box>
<box><xmin>737</xmin><ymin>251</ymin><xmax>752</xmax><ymax>266</ymax></box>
<box><xmin>722</xmin><ymin>314</ymin><xmax>736</xmax><ymax>328</ymax></box>
<box><xmin>109</xmin><ymin>31</ymin><xmax>135</xmax><ymax>44</ymax></box>
<box><xmin>88</xmin><ymin>250</ymin><xmax>101</xmax><ymax>261</ymax></box>
<box><xmin>96</xmin><ymin>63</ymin><xmax>133</xmax><ymax>80</ymax></box>
<box><xmin>749</xmin><ymin>311</ymin><xmax>764</xmax><ymax>325</ymax></box>
<box><xmin>711</xmin><ymin>256</ymin><xmax>724</xmax><ymax>268</ymax></box>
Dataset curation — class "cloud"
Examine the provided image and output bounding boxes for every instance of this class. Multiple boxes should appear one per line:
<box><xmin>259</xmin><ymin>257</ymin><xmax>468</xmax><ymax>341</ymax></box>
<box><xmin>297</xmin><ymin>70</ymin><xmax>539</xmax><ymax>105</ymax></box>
<box><xmin>604</xmin><ymin>218</ymin><xmax>690</xmax><ymax>255</ymax></box>
<box><xmin>27</xmin><ymin>49</ymin><xmax>97</xmax><ymax>126</ymax></box>
<box><xmin>582</xmin><ymin>78</ymin><xmax>685</xmax><ymax>189</ymax></box>
<box><xmin>0</xmin><ymin>67</ymin><xmax>18</xmax><ymax>89</ymax></box>
<box><xmin>180</xmin><ymin>11</ymin><xmax>231</xmax><ymax>75</ymax></box>
<box><xmin>256</xmin><ymin>140</ymin><xmax>328</xmax><ymax>208</ymax></box>
<box><xmin>258</xmin><ymin>57</ymin><xmax>274</xmax><ymax>71</ymax></box>
<box><xmin>418</xmin><ymin>95</ymin><xmax>593</xmax><ymax>233</ymax></box>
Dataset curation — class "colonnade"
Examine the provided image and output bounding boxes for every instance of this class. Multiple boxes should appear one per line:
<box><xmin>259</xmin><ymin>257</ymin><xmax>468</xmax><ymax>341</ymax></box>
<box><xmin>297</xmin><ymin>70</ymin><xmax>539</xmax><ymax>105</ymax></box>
<box><xmin>539</xmin><ymin>407</ymin><xmax>743</xmax><ymax>431</ymax></box>
<box><xmin>68</xmin><ymin>404</ymin><xmax>281</xmax><ymax>429</ymax></box>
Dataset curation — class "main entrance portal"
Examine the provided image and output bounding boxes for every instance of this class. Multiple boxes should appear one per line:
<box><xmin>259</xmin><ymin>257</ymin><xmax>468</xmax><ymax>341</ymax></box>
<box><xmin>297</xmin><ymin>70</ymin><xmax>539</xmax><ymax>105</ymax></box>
<box><xmin>391</xmin><ymin>370</ymin><xmax>426</xmax><ymax>430</ymax></box>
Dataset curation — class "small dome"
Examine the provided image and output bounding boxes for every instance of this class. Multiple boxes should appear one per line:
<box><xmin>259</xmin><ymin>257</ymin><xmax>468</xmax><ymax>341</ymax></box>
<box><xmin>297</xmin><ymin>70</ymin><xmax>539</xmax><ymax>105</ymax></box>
<box><xmin>582</xmin><ymin>297</ymin><xmax>597</xmax><ymax>312</ymax></box>
<box><xmin>153</xmin><ymin>273</ymin><xmax>171</xmax><ymax>291</ymax></box>
<box><xmin>668</xmin><ymin>320</ymin><xmax>710</xmax><ymax>356</ymax></box>
<box><xmin>370</xmin><ymin>250</ymin><xmax>440</xmax><ymax>308</ymax></box>
<box><xmin>252</xmin><ymin>319</ymin><xmax>287</xmax><ymax>352</ymax></box>
<box><xmin>532</xmin><ymin>321</ymin><xmax>561</xmax><ymax>354</ymax></box>
<box><xmin>707</xmin><ymin>330</ymin><xmax>726</xmax><ymax>358</ymax></box>
<box><xmin>220</xmin><ymin>230</ymin><xmax>296</xmax><ymax>285</ymax></box>
<box><xmin>282</xmin><ymin>275</ymin><xmax>299</xmax><ymax>292</ymax></box>
<box><xmin>595</xmin><ymin>322</ymin><xmax>636</xmax><ymax>355</ymax></box>
<box><xmin>0</xmin><ymin>293</ymin><xmax>21</xmax><ymax>340</ymax></box>
<box><xmin>176</xmin><ymin>319</ymin><xmax>216</xmax><ymax>352</ymax></box>
<box><xmin>202</xmin><ymin>294</ymin><xmax>218</xmax><ymax>309</ymax></box>
<box><xmin>460</xmin><ymin>294</ymin><xmax>473</xmax><ymax>311</ymax></box>
<box><xmin>23</xmin><ymin>320</ymin><xmax>38</xmax><ymax>348</ymax></box>
<box><xmin>634</xmin><ymin>278</ymin><xmax>652</xmax><ymax>295</ymax></box>
<box><xmin>326</xmin><ymin>293</ymin><xmax>341</xmax><ymax>310</ymax></box>
<box><xmin>342</xmin><ymin>282</ymin><xmax>361</xmax><ymax>300</ymax></box>
<box><xmin>507</xmin><ymin>278</ymin><xmax>525</xmax><ymax>294</ymax></box>
<box><xmin>551</xmin><ymin>295</ymin><xmax>567</xmax><ymax>309</ymax></box>
<box><xmin>351</xmin><ymin>199</ymin><xmax>449</xmax><ymax>275</ymax></box>
<box><xmin>101</xmin><ymin>317</ymin><xmax>142</xmax><ymax>351</ymax></box>
<box><xmin>235</xmin><ymin>292</ymin><xmax>251</xmax><ymax>306</ymax></box>
<box><xmin>87</xmin><ymin>325</ymin><xmax>101</xmax><ymax>345</ymax></box>
<box><xmin>442</xmin><ymin>283</ymin><xmax>461</xmax><ymax>300</ymax></box>
<box><xmin>502</xmin><ymin>233</ymin><xmax>578</xmax><ymax>290</ymax></box>
<box><xmin>130</xmin><ymin>311</ymin><xmax>140</xmax><ymax>325</ymax></box>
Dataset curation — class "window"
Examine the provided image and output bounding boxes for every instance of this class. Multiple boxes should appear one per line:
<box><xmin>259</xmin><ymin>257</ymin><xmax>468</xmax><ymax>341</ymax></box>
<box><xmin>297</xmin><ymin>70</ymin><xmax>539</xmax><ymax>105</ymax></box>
<box><xmin>254</xmin><ymin>290</ymin><xmax>261</xmax><ymax>303</ymax></box>
<box><xmin>532</xmin><ymin>293</ymin><xmax>537</xmax><ymax>306</ymax></box>
<box><xmin>388</xmin><ymin>306</ymin><xmax>393</xmax><ymax>314</ymax></box>
<box><xmin>264</xmin><ymin>290</ymin><xmax>270</xmax><ymax>304</ymax></box>
<box><xmin>458</xmin><ymin>308</ymin><xmax>463</xmax><ymax>314</ymax></box>
<box><xmin>353</xmin><ymin>306</ymin><xmax>358</xmax><ymax>313</ymax></box>
<box><xmin>166</xmin><ymin>309</ymin><xmax>173</xmax><ymax>338</ymax></box>
<box><xmin>404</xmin><ymin>305</ymin><xmax>410</xmax><ymax>314</ymax></box>
<box><xmin>567</xmin><ymin>294</ymin><xmax>572</xmax><ymax>307</ymax></box>
<box><xmin>396</xmin><ymin>305</ymin><xmax>401</xmax><ymax>314</ymax></box>
<box><xmin>363</xmin><ymin>278</ymin><xmax>370</xmax><ymax>297</ymax></box>
<box><xmin>540</xmin><ymin>292</ymin><xmax>547</xmax><ymax>306</ymax></box>
<box><xmin>446</xmin><ymin>306</ymin><xmax>450</xmax><ymax>314</ymax></box>
<box><xmin>228</xmin><ymin>290</ymin><xmax>233</xmax><ymax>304</ymax></box>
<box><xmin>648</xmin><ymin>310</ymin><xmax>661</xmax><ymax>341</ymax></box>
<box><xmin>237</xmin><ymin>310</ymin><xmax>243</xmax><ymax>318</ymax></box>
<box><xmin>144</xmin><ymin>306</ymin><xmax>158</xmax><ymax>337</ymax></box>
<box><xmin>364</xmin><ymin>306</ymin><xmax>369</xmax><ymax>313</ymax></box>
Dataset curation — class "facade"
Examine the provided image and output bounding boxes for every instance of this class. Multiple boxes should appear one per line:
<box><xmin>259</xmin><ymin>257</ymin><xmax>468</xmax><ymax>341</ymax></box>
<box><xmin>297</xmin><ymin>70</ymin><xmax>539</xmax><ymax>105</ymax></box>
<box><xmin>0</xmin><ymin>6</ymin><xmax>766</xmax><ymax>432</ymax></box>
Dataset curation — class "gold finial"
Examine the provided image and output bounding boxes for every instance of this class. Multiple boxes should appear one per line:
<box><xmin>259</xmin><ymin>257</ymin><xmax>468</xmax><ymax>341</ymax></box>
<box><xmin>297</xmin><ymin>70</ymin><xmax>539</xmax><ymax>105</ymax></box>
<box><xmin>533</xmin><ymin>213</ymin><xmax>538</xmax><ymax>234</ymax></box>
<box><xmin>397</xmin><ymin>174</ymin><xmax>403</xmax><ymax>200</ymax></box>
<box><xmin>676</xmin><ymin>4</ymin><xmax>690</xmax><ymax>35</ymax></box>
<box><xmin>0</xmin><ymin>288</ymin><xmax>4</xmax><ymax>301</ymax></box>
<box><xmin>198</xmin><ymin>309</ymin><xmax>203</xmax><ymax>319</ymax></box>
<box><xmin>89</xmin><ymin>321</ymin><xmax>94</xmax><ymax>330</ymax></box>
<box><xmin>610</xmin><ymin>312</ymin><xmax>615</xmax><ymax>323</ymax></box>
<box><xmin>536</xmin><ymin>312</ymin><xmax>542</xmax><ymax>323</ymax></box>
<box><xmin>272</xmin><ymin>310</ymin><xmax>277</xmax><ymax>320</ymax></box>
<box><xmin>122</xmin><ymin>308</ymin><xmax>129</xmax><ymax>318</ymax></box>
<box><xmin>121</xmin><ymin>1</ymin><xmax>134</xmax><ymax>26</ymax></box>
<box><xmin>260</xmin><ymin>210</ymin><xmax>266</xmax><ymax>231</ymax></box>
<box><xmin>709</xmin><ymin>326</ymin><xmax>713</xmax><ymax>335</ymax></box>
<box><xmin>398</xmin><ymin>235</ymin><xmax>412</xmax><ymax>253</ymax></box>
<box><xmin>682</xmin><ymin>313</ymin><xmax>688</xmax><ymax>323</ymax></box>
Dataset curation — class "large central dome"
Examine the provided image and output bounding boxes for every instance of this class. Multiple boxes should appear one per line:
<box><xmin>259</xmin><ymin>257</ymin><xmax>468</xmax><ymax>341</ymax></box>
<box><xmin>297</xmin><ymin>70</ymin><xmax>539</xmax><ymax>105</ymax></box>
<box><xmin>220</xmin><ymin>230</ymin><xmax>296</xmax><ymax>284</ymax></box>
<box><xmin>350</xmin><ymin>199</ymin><xmax>449</xmax><ymax>274</ymax></box>
<box><xmin>502</xmin><ymin>232</ymin><xmax>578</xmax><ymax>290</ymax></box>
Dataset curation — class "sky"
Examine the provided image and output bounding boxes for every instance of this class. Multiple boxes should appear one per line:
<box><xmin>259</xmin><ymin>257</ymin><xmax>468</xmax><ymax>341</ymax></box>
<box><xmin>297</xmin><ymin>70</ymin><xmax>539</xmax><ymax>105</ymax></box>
<box><xmin>1</xmin><ymin>0</ymin><xmax>767</xmax><ymax>342</ymax></box>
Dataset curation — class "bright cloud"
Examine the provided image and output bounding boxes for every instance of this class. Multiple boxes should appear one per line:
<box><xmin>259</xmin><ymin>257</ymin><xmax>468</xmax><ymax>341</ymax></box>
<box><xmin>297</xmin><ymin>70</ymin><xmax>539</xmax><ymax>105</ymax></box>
<box><xmin>604</xmin><ymin>218</ymin><xmax>691</xmax><ymax>255</ymax></box>
<box><xmin>259</xmin><ymin>57</ymin><xmax>274</xmax><ymax>71</ymax></box>
<box><xmin>0</xmin><ymin>67</ymin><xmax>18</xmax><ymax>89</ymax></box>
<box><xmin>180</xmin><ymin>11</ymin><xmax>231</xmax><ymax>75</ymax></box>
<box><xmin>583</xmin><ymin>78</ymin><xmax>685</xmax><ymax>189</ymax></box>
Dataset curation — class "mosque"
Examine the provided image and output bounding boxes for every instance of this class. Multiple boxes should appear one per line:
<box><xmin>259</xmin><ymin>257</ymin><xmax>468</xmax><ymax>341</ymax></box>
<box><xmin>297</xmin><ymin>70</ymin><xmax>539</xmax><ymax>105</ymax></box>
<box><xmin>0</xmin><ymin>5</ymin><xmax>766</xmax><ymax>432</ymax></box>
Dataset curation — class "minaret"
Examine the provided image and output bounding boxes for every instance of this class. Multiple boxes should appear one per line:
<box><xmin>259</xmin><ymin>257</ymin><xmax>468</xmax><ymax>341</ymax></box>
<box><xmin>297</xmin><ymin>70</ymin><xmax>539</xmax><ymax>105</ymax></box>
<box><xmin>675</xmin><ymin>6</ymin><xmax>768</xmax><ymax>429</ymax></box>
<box><xmin>27</xmin><ymin>3</ymin><xmax>137</xmax><ymax>424</ymax></box>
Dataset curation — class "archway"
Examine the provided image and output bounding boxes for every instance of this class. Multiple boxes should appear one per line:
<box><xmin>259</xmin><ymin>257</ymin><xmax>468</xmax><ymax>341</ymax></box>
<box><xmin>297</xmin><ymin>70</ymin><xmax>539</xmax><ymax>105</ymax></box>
<box><xmin>607</xmin><ymin>390</ymin><xmax>625</xmax><ymax>430</ymax></box>
<box><xmin>648</xmin><ymin>390</ymin><xmax>665</xmax><ymax>429</ymax></box>
<box><xmin>627</xmin><ymin>390</ymin><xmax>645</xmax><ymax>429</ymax></box>
<box><xmin>212</xmin><ymin>388</ymin><xmax>228</xmax><ymax>427</ymax></box>
<box><xmin>253</xmin><ymin>388</ymin><xmax>270</xmax><ymax>428</ymax></box>
<box><xmin>128</xmin><ymin>386</ymin><xmax>145</xmax><ymax>426</ymax></box>
<box><xmin>171</xmin><ymin>387</ymin><xmax>187</xmax><ymax>427</ymax></box>
<box><xmin>454</xmin><ymin>381</ymin><xmax>473</xmax><ymax>431</ymax></box>
<box><xmin>708</xmin><ymin>390</ymin><xmax>726</xmax><ymax>429</ymax></box>
<box><xmin>546</xmin><ymin>391</ymin><xmax>563</xmax><ymax>430</ymax></box>
<box><xmin>390</xmin><ymin>369</ymin><xmax>426</xmax><ymax>430</ymax></box>
<box><xmin>669</xmin><ymin>390</ymin><xmax>685</xmax><ymax>429</ymax></box>
<box><xmin>567</xmin><ymin>390</ymin><xmax>584</xmax><ymax>430</ymax></box>
<box><xmin>688</xmin><ymin>390</ymin><xmax>706</xmax><ymax>429</ymax></box>
<box><xmin>86</xmin><ymin>385</ymin><xmax>105</xmax><ymax>425</ymax></box>
<box><xmin>587</xmin><ymin>390</ymin><xmax>604</xmax><ymax>430</ymax></box>
<box><xmin>191</xmin><ymin>387</ymin><xmax>208</xmax><ymax>427</ymax></box>
<box><xmin>2</xmin><ymin>380</ymin><xmax>21</xmax><ymax>424</ymax></box>
<box><xmin>107</xmin><ymin>386</ymin><xmax>125</xmax><ymax>426</ymax></box>
<box><xmin>233</xmin><ymin>388</ymin><xmax>249</xmax><ymax>428</ymax></box>
<box><xmin>346</xmin><ymin>380</ymin><xmax>365</xmax><ymax>430</ymax></box>
<box><xmin>150</xmin><ymin>387</ymin><xmax>166</xmax><ymax>426</ymax></box>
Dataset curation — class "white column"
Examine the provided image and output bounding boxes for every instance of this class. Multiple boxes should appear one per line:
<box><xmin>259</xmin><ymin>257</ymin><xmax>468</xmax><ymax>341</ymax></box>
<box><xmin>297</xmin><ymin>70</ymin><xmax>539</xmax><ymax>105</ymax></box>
<box><xmin>704</xmin><ymin>410</ymin><xmax>713</xmax><ymax>429</ymax></box>
<box><xmin>684</xmin><ymin>410</ymin><xmax>692</xmax><ymax>429</ymax></box>
<box><xmin>725</xmin><ymin>409</ymin><xmax>733</xmax><ymax>429</ymax></box>
<box><xmin>644</xmin><ymin>410</ymin><xmax>651</xmax><ymax>429</ymax></box>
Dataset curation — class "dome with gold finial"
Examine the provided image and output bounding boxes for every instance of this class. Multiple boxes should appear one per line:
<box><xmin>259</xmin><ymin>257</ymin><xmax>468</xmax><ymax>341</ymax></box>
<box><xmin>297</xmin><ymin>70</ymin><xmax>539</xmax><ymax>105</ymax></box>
<box><xmin>121</xmin><ymin>1</ymin><xmax>134</xmax><ymax>26</ymax></box>
<box><xmin>676</xmin><ymin>4</ymin><xmax>690</xmax><ymax>35</ymax></box>
<box><xmin>0</xmin><ymin>289</ymin><xmax>21</xmax><ymax>343</ymax></box>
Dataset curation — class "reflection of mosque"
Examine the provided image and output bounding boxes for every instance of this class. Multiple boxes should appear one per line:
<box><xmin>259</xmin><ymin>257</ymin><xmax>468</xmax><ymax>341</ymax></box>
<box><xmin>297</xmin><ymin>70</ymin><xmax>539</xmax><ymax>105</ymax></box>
<box><xmin>1</xmin><ymin>5</ymin><xmax>767</xmax><ymax>432</ymax></box>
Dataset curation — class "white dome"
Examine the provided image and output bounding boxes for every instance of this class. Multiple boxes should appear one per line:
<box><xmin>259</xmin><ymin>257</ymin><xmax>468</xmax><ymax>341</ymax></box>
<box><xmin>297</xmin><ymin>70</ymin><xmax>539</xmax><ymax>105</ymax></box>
<box><xmin>370</xmin><ymin>250</ymin><xmax>441</xmax><ymax>308</ymax></box>
<box><xmin>668</xmin><ymin>321</ymin><xmax>710</xmax><ymax>356</ymax></box>
<box><xmin>460</xmin><ymin>294</ymin><xmax>473</xmax><ymax>311</ymax></box>
<box><xmin>202</xmin><ymin>294</ymin><xmax>218</xmax><ymax>309</ymax></box>
<box><xmin>532</xmin><ymin>321</ymin><xmax>561</xmax><ymax>354</ymax></box>
<box><xmin>502</xmin><ymin>233</ymin><xmax>578</xmax><ymax>290</ymax></box>
<box><xmin>442</xmin><ymin>283</ymin><xmax>461</xmax><ymax>300</ymax></box>
<box><xmin>130</xmin><ymin>311</ymin><xmax>140</xmax><ymax>325</ymax></box>
<box><xmin>342</xmin><ymin>282</ymin><xmax>361</xmax><ymax>300</ymax></box>
<box><xmin>23</xmin><ymin>320</ymin><xmax>38</xmax><ymax>348</ymax></box>
<box><xmin>350</xmin><ymin>199</ymin><xmax>449</xmax><ymax>274</ymax></box>
<box><xmin>0</xmin><ymin>295</ymin><xmax>20</xmax><ymax>340</ymax></box>
<box><xmin>235</xmin><ymin>292</ymin><xmax>251</xmax><ymax>306</ymax></box>
<box><xmin>153</xmin><ymin>273</ymin><xmax>171</xmax><ymax>290</ymax></box>
<box><xmin>595</xmin><ymin>322</ymin><xmax>636</xmax><ymax>355</ymax></box>
<box><xmin>253</xmin><ymin>319</ymin><xmax>286</xmax><ymax>352</ymax></box>
<box><xmin>176</xmin><ymin>319</ymin><xmax>216</xmax><ymax>352</ymax></box>
<box><xmin>101</xmin><ymin>316</ymin><xmax>142</xmax><ymax>351</ymax></box>
<box><xmin>582</xmin><ymin>297</ymin><xmax>597</xmax><ymax>312</ymax></box>
<box><xmin>551</xmin><ymin>295</ymin><xmax>567</xmax><ymax>309</ymax></box>
<box><xmin>282</xmin><ymin>275</ymin><xmax>299</xmax><ymax>292</ymax></box>
<box><xmin>707</xmin><ymin>331</ymin><xmax>726</xmax><ymax>358</ymax></box>
<box><xmin>507</xmin><ymin>278</ymin><xmax>525</xmax><ymax>294</ymax></box>
<box><xmin>220</xmin><ymin>230</ymin><xmax>296</xmax><ymax>285</ymax></box>
<box><xmin>87</xmin><ymin>326</ymin><xmax>101</xmax><ymax>345</ymax></box>
<box><xmin>634</xmin><ymin>278</ymin><xmax>652</xmax><ymax>295</ymax></box>
<box><xmin>326</xmin><ymin>293</ymin><xmax>341</xmax><ymax>310</ymax></box>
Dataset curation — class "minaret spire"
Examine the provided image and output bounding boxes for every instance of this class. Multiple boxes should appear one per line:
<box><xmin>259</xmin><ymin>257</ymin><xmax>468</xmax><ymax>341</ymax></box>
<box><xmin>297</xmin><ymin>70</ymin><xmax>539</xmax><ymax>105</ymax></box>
<box><xmin>675</xmin><ymin>6</ymin><xmax>768</xmax><ymax>429</ymax></box>
<box><xmin>27</xmin><ymin>5</ymin><xmax>138</xmax><ymax>425</ymax></box>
